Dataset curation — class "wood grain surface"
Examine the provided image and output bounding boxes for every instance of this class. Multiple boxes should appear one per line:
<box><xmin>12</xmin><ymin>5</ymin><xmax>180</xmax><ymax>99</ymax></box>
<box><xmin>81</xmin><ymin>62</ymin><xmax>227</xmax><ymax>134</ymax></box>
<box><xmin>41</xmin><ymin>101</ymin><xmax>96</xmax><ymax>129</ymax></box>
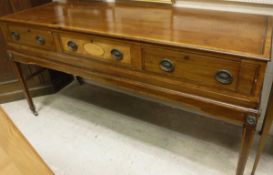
<box><xmin>0</xmin><ymin>1</ymin><xmax>272</xmax><ymax>60</ymax></box>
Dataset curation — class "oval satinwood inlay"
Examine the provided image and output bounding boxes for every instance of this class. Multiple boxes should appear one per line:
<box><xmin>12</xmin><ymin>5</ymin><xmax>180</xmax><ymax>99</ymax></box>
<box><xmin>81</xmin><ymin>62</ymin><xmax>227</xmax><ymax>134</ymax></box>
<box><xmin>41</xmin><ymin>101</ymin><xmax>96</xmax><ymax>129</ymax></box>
<box><xmin>83</xmin><ymin>43</ymin><xmax>105</xmax><ymax>56</ymax></box>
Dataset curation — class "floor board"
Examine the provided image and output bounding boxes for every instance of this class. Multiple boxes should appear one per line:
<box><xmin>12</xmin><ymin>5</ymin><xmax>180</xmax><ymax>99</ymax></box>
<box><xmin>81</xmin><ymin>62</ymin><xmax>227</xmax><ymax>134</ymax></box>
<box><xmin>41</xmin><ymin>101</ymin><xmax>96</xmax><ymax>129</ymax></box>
<box><xmin>0</xmin><ymin>107</ymin><xmax>53</xmax><ymax>175</ymax></box>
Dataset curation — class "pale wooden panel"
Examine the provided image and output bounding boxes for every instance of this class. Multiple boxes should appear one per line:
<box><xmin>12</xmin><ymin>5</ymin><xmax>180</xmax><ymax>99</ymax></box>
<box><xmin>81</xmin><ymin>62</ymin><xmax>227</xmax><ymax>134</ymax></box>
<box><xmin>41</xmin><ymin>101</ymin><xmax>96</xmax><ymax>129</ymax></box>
<box><xmin>0</xmin><ymin>107</ymin><xmax>54</xmax><ymax>175</ymax></box>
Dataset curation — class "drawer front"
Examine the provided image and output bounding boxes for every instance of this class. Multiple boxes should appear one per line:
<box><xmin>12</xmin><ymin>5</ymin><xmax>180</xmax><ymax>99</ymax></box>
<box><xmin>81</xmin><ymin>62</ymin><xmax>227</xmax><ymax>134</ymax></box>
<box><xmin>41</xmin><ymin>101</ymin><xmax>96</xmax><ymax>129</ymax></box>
<box><xmin>8</xmin><ymin>25</ymin><xmax>55</xmax><ymax>50</ymax></box>
<box><xmin>60</xmin><ymin>34</ymin><xmax>133</xmax><ymax>67</ymax></box>
<box><xmin>143</xmin><ymin>47</ymin><xmax>241</xmax><ymax>92</ymax></box>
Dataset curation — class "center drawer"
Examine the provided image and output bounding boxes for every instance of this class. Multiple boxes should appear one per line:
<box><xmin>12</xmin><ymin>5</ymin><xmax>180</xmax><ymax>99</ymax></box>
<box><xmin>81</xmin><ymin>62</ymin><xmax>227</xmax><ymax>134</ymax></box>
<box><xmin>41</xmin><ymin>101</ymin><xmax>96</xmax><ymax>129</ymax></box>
<box><xmin>142</xmin><ymin>46</ymin><xmax>241</xmax><ymax>92</ymax></box>
<box><xmin>59</xmin><ymin>33</ymin><xmax>135</xmax><ymax>67</ymax></box>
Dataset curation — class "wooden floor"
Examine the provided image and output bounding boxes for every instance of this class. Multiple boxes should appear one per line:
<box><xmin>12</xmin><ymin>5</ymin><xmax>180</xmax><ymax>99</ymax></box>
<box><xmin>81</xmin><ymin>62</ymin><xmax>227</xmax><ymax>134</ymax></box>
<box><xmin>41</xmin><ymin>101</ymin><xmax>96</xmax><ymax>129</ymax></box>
<box><xmin>0</xmin><ymin>107</ymin><xmax>53</xmax><ymax>175</ymax></box>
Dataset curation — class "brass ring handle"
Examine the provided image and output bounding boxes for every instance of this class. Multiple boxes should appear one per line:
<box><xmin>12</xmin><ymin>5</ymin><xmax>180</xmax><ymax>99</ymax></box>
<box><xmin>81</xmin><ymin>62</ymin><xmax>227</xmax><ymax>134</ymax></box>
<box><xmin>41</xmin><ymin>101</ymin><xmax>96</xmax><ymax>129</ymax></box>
<box><xmin>160</xmin><ymin>59</ymin><xmax>175</xmax><ymax>72</ymax></box>
<box><xmin>36</xmin><ymin>36</ymin><xmax>45</xmax><ymax>45</ymax></box>
<box><xmin>11</xmin><ymin>32</ymin><xmax>20</xmax><ymax>41</ymax></box>
<box><xmin>111</xmin><ymin>49</ymin><xmax>123</xmax><ymax>60</ymax></box>
<box><xmin>67</xmin><ymin>41</ymin><xmax>78</xmax><ymax>51</ymax></box>
<box><xmin>215</xmin><ymin>70</ymin><xmax>233</xmax><ymax>85</ymax></box>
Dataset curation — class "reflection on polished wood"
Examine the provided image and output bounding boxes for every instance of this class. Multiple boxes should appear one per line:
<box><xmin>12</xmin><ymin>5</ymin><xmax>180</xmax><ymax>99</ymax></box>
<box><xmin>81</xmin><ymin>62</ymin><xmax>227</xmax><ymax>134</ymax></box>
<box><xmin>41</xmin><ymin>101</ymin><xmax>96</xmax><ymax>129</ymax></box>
<box><xmin>132</xmin><ymin>0</ymin><xmax>174</xmax><ymax>4</ymax></box>
<box><xmin>1</xmin><ymin>1</ymin><xmax>271</xmax><ymax>59</ymax></box>
<box><xmin>0</xmin><ymin>1</ymin><xmax>272</xmax><ymax>175</ymax></box>
<box><xmin>0</xmin><ymin>107</ymin><xmax>53</xmax><ymax>175</ymax></box>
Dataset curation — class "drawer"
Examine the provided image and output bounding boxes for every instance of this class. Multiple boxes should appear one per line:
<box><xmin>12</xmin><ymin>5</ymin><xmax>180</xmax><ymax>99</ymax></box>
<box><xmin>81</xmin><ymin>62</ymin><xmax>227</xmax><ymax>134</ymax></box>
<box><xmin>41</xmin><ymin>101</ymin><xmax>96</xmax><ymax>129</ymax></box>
<box><xmin>7</xmin><ymin>25</ymin><xmax>55</xmax><ymax>50</ymax></box>
<box><xmin>142</xmin><ymin>47</ymin><xmax>241</xmax><ymax>92</ymax></box>
<box><xmin>59</xmin><ymin>34</ymin><xmax>133</xmax><ymax>67</ymax></box>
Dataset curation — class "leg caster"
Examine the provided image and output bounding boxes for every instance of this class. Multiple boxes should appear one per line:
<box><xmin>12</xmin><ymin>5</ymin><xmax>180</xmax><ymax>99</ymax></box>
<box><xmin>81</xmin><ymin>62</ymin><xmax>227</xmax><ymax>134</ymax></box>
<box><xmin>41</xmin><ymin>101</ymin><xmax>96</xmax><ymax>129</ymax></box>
<box><xmin>76</xmin><ymin>76</ymin><xmax>84</xmax><ymax>85</ymax></box>
<box><xmin>30</xmin><ymin>106</ymin><xmax>39</xmax><ymax>116</ymax></box>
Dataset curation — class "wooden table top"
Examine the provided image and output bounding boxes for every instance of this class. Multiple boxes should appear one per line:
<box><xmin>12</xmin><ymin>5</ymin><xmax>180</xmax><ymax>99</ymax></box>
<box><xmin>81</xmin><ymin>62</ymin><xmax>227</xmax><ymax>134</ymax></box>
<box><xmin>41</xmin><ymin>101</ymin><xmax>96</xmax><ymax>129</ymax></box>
<box><xmin>0</xmin><ymin>107</ymin><xmax>53</xmax><ymax>175</ymax></box>
<box><xmin>0</xmin><ymin>1</ymin><xmax>272</xmax><ymax>60</ymax></box>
